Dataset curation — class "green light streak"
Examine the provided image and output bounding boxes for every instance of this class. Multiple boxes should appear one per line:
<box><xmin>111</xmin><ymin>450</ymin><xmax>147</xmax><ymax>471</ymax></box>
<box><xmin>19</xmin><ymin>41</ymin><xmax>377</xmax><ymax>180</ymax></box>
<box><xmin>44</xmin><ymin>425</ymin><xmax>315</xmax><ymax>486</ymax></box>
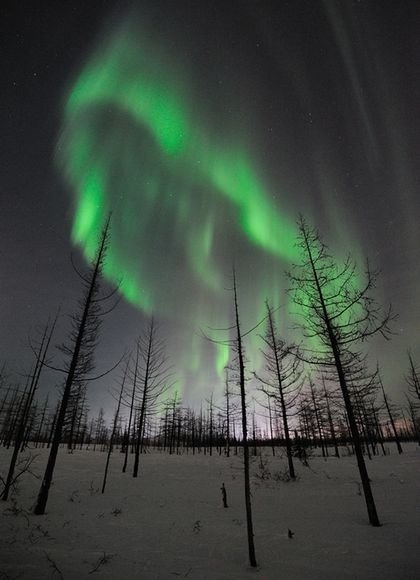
<box><xmin>211</xmin><ymin>154</ymin><xmax>297</xmax><ymax>261</ymax></box>
<box><xmin>72</xmin><ymin>167</ymin><xmax>105</xmax><ymax>253</ymax></box>
<box><xmin>67</xmin><ymin>34</ymin><xmax>189</xmax><ymax>156</ymax></box>
<box><xmin>61</xmin><ymin>26</ymin><xmax>298</xmax><ymax>274</ymax></box>
<box><xmin>57</xmin><ymin>17</ymin><xmax>303</xmax><ymax>397</ymax></box>
<box><xmin>215</xmin><ymin>342</ymin><xmax>230</xmax><ymax>377</ymax></box>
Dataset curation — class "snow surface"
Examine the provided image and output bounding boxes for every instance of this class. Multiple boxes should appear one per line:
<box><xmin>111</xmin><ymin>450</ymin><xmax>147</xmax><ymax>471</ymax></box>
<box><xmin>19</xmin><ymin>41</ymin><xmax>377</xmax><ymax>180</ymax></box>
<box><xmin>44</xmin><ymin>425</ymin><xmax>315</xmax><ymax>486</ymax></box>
<box><xmin>1</xmin><ymin>444</ymin><xmax>419</xmax><ymax>579</ymax></box>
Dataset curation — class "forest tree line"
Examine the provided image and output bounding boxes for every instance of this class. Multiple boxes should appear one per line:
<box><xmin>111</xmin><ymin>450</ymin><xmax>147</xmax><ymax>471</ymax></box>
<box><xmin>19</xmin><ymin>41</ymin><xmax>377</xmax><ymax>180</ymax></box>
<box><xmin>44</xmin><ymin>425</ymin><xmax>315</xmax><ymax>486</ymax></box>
<box><xmin>1</xmin><ymin>216</ymin><xmax>420</xmax><ymax>565</ymax></box>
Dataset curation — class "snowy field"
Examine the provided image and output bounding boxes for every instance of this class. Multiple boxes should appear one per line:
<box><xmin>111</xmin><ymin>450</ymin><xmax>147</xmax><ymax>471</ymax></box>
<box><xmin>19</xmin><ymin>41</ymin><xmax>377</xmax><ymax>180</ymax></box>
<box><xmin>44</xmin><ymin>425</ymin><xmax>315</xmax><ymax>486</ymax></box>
<box><xmin>1</xmin><ymin>444</ymin><xmax>419</xmax><ymax>579</ymax></box>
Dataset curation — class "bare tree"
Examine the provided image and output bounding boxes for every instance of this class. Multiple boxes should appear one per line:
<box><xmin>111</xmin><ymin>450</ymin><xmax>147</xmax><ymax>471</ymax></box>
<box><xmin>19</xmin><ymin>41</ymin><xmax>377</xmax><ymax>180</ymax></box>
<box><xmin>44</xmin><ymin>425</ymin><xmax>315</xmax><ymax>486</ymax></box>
<box><xmin>256</xmin><ymin>301</ymin><xmax>302</xmax><ymax>478</ymax></box>
<box><xmin>406</xmin><ymin>351</ymin><xmax>420</xmax><ymax>402</ymax></box>
<box><xmin>232</xmin><ymin>270</ymin><xmax>257</xmax><ymax>567</ymax></box>
<box><xmin>224</xmin><ymin>371</ymin><xmax>232</xmax><ymax>457</ymax></box>
<box><xmin>102</xmin><ymin>360</ymin><xmax>128</xmax><ymax>493</ymax></box>
<box><xmin>405</xmin><ymin>395</ymin><xmax>420</xmax><ymax>445</ymax></box>
<box><xmin>321</xmin><ymin>376</ymin><xmax>340</xmax><ymax>458</ymax></box>
<box><xmin>132</xmin><ymin>318</ymin><xmax>172</xmax><ymax>477</ymax></box>
<box><xmin>2</xmin><ymin>318</ymin><xmax>56</xmax><ymax>501</ymax></box>
<box><xmin>379</xmin><ymin>375</ymin><xmax>403</xmax><ymax>454</ymax></box>
<box><xmin>221</xmin><ymin>369</ymin><xmax>240</xmax><ymax>457</ymax></box>
<box><xmin>34</xmin><ymin>393</ymin><xmax>50</xmax><ymax>448</ymax></box>
<box><xmin>309</xmin><ymin>377</ymin><xmax>327</xmax><ymax>457</ymax></box>
<box><xmin>34</xmin><ymin>217</ymin><xmax>116</xmax><ymax>515</ymax></box>
<box><xmin>122</xmin><ymin>346</ymin><xmax>138</xmax><ymax>473</ymax></box>
<box><xmin>287</xmin><ymin>217</ymin><xmax>393</xmax><ymax>526</ymax></box>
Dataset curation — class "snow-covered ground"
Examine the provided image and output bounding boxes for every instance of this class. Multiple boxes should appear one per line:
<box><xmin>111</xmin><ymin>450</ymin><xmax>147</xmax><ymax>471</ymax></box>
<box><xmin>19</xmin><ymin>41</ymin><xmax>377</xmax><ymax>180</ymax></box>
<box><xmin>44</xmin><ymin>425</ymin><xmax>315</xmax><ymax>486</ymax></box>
<box><xmin>1</xmin><ymin>443</ymin><xmax>419</xmax><ymax>579</ymax></box>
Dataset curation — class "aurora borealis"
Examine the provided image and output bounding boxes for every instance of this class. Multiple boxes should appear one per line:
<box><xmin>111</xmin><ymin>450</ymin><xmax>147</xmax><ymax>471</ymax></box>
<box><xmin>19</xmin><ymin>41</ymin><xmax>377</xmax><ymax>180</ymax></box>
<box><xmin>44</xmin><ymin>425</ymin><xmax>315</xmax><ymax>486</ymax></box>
<box><xmin>60</xmin><ymin>19</ymin><xmax>299</xmax><ymax>300</ymax></box>
<box><xmin>57</xmin><ymin>9</ymin><xmax>303</xmax><ymax>392</ymax></box>
<box><xmin>1</xmin><ymin>0</ymin><xmax>419</xmax><ymax>407</ymax></box>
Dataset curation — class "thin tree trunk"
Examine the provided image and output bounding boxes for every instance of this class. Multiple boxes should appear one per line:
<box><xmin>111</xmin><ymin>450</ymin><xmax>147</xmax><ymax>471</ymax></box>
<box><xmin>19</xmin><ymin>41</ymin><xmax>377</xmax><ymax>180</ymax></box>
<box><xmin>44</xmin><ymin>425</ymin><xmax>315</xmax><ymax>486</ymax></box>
<box><xmin>303</xmin><ymin>230</ymin><xmax>380</xmax><ymax>526</ymax></box>
<box><xmin>233</xmin><ymin>271</ymin><xmax>257</xmax><ymax>567</ymax></box>
<box><xmin>34</xmin><ymin>222</ymin><xmax>108</xmax><ymax>515</ymax></box>
<box><xmin>323</xmin><ymin>380</ymin><xmax>339</xmax><ymax>458</ymax></box>
<box><xmin>3</xmin><ymin>320</ymin><xmax>54</xmax><ymax>501</ymax></box>
<box><xmin>380</xmin><ymin>378</ymin><xmax>403</xmax><ymax>454</ymax></box>
<box><xmin>102</xmin><ymin>361</ymin><xmax>127</xmax><ymax>493</ymax></box>
<box><xmin>123</xmin><ymin>348</ymin><xmax>138</xmax><ymax>473</ymax></box>
<box><xmin>266</xmin><ymin>304</ymin><xmax>295</xmax><ymax>477</ymax></box>
<box><xmin>225</xmin><ymin>372</ymin><xmax>230</xmax><ymax>458</ymax></box>
<box><xmin>133</xmin><ymin>327</ymin><xmax>153</xmax><ymax>477</ymax></box>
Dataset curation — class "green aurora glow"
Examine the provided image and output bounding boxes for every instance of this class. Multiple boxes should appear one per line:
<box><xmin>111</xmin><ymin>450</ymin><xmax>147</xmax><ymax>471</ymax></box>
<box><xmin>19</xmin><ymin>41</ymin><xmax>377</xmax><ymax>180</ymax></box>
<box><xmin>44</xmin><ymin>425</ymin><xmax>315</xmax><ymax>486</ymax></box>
<box><xmin>62</xmin><ymin>27</ymin><xmax>299</xmax><ymax>268</ymax></box>
<box><xmin>56</xmin><ymin>6</ymin><xmax>411</xmax><ymax>401</ymax></box>
<box><xmin>57</xmin><ymin>19</ymin><xmax>303</xmax><ymax>397</ymax></box>
<box><xmin>0</xmin><ymin>0</ymin><xmax>416</xmax><ymax>415</ymax></box>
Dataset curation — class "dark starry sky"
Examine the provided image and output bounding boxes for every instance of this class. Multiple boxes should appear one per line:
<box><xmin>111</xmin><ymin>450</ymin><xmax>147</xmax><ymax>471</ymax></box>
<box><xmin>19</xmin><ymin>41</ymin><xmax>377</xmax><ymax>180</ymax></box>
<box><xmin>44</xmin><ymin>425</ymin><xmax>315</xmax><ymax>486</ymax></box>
<box><xmin>1</xmin><ymin>0</ymin><xmax>419</xmax><ymax>412</ymax></box>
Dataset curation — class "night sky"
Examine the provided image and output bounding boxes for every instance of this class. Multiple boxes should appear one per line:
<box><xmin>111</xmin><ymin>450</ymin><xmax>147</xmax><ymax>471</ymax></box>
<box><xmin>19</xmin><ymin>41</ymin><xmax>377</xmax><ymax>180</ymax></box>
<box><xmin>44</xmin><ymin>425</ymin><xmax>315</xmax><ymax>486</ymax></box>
<box><xmin>1</xmin><ymin>0</ymin><xmax>419</xmax><ymax>412</ymax></box>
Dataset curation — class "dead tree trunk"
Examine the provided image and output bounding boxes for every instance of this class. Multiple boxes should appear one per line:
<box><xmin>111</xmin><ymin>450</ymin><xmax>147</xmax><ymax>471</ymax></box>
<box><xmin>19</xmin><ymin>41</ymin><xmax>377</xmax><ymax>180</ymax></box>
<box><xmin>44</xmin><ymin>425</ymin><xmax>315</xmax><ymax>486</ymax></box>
<box><xmin>133</xmin><ymin>331</ymin><xmax>152</xmax><ymax>478</ymax></box>
<box><xmin>380</xmin><ymin>377</ymin><xmax>403</xmax><ymax>454</ymax></box>
<box><xmin>2</xmin><ymin>319</ymin><xmax>55</xmax><ymax>501</ymax></box>
<box><xmin>233</xmin><ymin>271</ymin><xmax>257</xmax><ymax>567</ymax></box>
<box><xmin>102</xmin><ymin>361</ymin><xmax>127</xmax><ymax>493</ymax></box>
<box><xmin>34</xmin><ymin>220</ymin><xmax>110</xmax><ymax>515</ymax></box>
<box><xmin>122</xmin><ymin>347</ymin><xmax>138</xmax><ymax>473</ymax></box>
<box><xmin>265</xmin><ymin>304</ymin><xmax>296</xmax><ymax>478</ymax></box>
<box><xmin>301</xmin><ymin>223</ymin><xmax>380</xmax><ymax>526</ymax></box>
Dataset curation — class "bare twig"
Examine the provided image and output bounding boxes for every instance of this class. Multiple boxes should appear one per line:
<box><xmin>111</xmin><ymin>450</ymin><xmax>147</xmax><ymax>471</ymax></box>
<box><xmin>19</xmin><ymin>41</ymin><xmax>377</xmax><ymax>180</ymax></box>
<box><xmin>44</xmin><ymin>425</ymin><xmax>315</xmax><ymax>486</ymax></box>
<box><xmin>44</xmin><ymin>551</ymin><xmax>64</xmax><ymax>579</ymax></box>
<box><xmin>88</xmin><ymin>552</ymin><xmax>113</xmax><ymax>575</ymax></box>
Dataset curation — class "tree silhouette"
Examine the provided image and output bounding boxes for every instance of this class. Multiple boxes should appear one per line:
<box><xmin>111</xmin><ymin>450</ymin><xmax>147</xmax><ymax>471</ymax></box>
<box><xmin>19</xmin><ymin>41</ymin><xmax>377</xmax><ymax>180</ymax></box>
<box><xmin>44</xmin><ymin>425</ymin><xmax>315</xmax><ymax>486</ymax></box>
<box><xmin>34</xmin><ymin>217</ymin><xmax>115</xmax><ymax>515</ymax></box>
<box><xmin>256</xmin><ymin>301</ymin><xmax>302</xmax><ymax>478</ymax></box>
<box><xmin>287</xmin><ymin>217</ymin><xmax>393</xmax><ymax>526</ymax></box>
<box><xmin>2</xmin><ymin>317</ymin><xmax>56</xmax><ymax>501</ymax></box>
<box><xmin>132</xmin><ymin>318</ymin><xmax>172</xmax><ymax>477</ymax></box>
<box><xmin>406</xmin><ymin>351</ymin><xmax>420</xmax><ymax>402</ymax></box>
<box><xmin>232</xmin><ymin>270</ymin><xmax>257</xmax><ymax>567</ymax></box>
